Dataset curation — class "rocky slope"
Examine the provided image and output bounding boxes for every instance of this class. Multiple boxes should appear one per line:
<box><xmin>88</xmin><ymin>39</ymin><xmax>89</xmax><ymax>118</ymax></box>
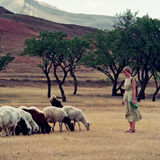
<box><xmin>0</xmin><ymin>0</ymin><xmax>116</xmax><ymax>29</ymax></box>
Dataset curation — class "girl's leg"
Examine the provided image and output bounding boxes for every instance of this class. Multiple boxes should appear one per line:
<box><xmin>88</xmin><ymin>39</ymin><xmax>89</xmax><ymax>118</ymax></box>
<box><xmin>131</xmin><ymin>122</ymin><xmax>135</xmax><ymax>131</ymax></box>
<box><xmin>126</xmin><ymin>122</ymin><xmax>135</xmax><ymax>133</ymax></box>
<box><xmin>125</xmin><ymin>122</ymin><xmax>132</xmax><ymax>132</ymax></box>
<box><xmin>129</xmin><ymin>122</ymin><xmax>132</xmax><ymax>130</ymax></box>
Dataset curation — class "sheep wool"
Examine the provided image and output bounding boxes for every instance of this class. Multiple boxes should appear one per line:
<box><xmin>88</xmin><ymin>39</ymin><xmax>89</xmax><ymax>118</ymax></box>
<box><xmin>63</xmin><ymin>106</ymin><xmax>90</xmax><ymax>131</ymax></box>
<box><xmin>0</xmin><ymin>106</ymin><xmax>32</xmax><ymax>136</ymax></box>
<box><xmin>0</xmin><ymin>110</ymin><xmax>17</xmax><ymax>136</ymax></box>
<box><xmin>43</xmin><ymin>106</ymin><xmax>74</xmax><ymax>132</ymax></box>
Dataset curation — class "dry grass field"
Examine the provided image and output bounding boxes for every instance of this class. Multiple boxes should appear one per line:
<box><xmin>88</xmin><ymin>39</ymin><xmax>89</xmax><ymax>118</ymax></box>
<box><xmin>0</xmin><ymin>69</ymin><xmax>160</xmax><ymax>160</ymax></box>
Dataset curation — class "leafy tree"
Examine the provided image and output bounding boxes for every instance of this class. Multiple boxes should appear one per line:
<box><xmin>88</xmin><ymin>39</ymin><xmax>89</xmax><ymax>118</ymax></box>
<box><xmin>0</xmin><ymin>36</ymin><xmax>15</xmax><ymax>71</ymax></box>
<box><xmin>114</xmin><ymin>10</ymin><xmax>160</xmax><ymax>101</ymax></box>
<box><xmin>45</xmin><ymin>32</ymin><xmax>89</xmax><ymax>101</ymax></box>
<box><xmin>22</xmin><ymin>31</ymin><xmax>89</xmax><ymax>101</ymax></box>
<box><xmin>67</xmin><ymin>36</ymin><xmax>89</xmax><ymax>94</ymax></box>
<box><xmin>125</xmin><ymin>16</ymin><xmax>160</xmax><ymax>101</ymax></box>
<box><xmin>82</xmin><ymin>29</ymin><xmax>131</xmax><ymax>96</ymax></box>
<box><xmin>21</xmin><ymin>31</ymin><xmax>53</xmax><ymax>98</ymax></box>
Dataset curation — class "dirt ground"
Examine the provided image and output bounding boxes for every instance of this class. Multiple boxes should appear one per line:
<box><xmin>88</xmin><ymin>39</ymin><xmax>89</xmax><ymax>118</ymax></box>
<box><xmin>0</xmin><ymin>84</ymin><xmax>160</xmax><ymax>160</ymax></box>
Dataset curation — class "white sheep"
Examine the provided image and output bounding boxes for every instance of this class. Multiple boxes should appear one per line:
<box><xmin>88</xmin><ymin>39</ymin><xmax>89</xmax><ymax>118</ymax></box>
<box><xmin>0</xmin><ymin>106</ymin><xmax>32</xmax><ymax>136</ymax></box>
<box><xmin>43</xmin><ymin>106</ymin><xmax>74</xmax><ymax>132</ymax></box>
<box><xmin>0</xmin><ymin>109</ymin><xmax>18</xmax><ymax>137</ymax></box>
<box><xmin>19</xmin><ymin>109</ymin><xmax>39</xmax><ymax>134</ymax></box>
<box><xmin>63</xmin><ymin>106</ymin><xmax>90</xmax><ymax>131</ymax></box>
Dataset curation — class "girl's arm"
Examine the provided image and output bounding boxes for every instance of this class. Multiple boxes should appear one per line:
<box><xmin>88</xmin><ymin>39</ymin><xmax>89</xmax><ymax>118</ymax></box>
<box><xmin>132</xmin><ymin>78</ymin><xmax>136</xmax><ymax>104</ymax></box>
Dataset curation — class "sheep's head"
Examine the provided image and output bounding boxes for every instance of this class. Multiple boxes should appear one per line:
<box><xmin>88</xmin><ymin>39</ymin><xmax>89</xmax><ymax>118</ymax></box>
<box><xmin>85</xmin><ymin>122</ymin><xmax>90</xmax><ymax>130</ymax></box>
<box><xmin>69</xmin><ymin>122</ymin><xmax>74</xmax><ymax>132</ymax></box>
<box><xmin>15</xmin><ymin>118</ymin><xmax>31</xmax><ymax>135</ymax></box>
<box><xmin>50</xmin><ymin>95</ymin><xmax>63</xmax><ymax>108</ymax></box>
<box><xmin>49</xmin><ymin>95</ymin><xmax>57</xmax><ymax>104</ymax></box>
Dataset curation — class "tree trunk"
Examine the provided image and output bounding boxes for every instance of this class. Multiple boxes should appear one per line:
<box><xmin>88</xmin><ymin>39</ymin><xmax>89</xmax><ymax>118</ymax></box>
<box><xmin>152</xmin><ymin>87</ymin><xmax>160</xmax><ymax>102</ymax></box>
<box><xmin>137</xmin><ymin>79</ymin><xmax>148</xmax><ymax>102</ymax></box>
<box><xmin>70</xmin><ymin>69</ymin><xmax>77</xmax><ymax>95</ymax></box>
<box><xmin>53</xmin><ymin>66</ymin><xmax>67</xmax><ymax>102</ymax></box>
<box><xmin>152</xmin><ymin>72</ymin><xmax>160</xmax><ymax>102</ymax></box>
<box><xmin>137</xmin><ymin>67</ymin><xmax>152</xmax><ymax>102</ymax></box>
<box><xmin>44</xmin><ymin>72</ymin><xmax>51</xmax><ymax>98</ymax></box>
<box><xmin>47</xmin><ymin>75</ymin><xmax>51</xmax><ymax>98</ymax></box>
<box><xmin>59</xmin><ymin>84</ymin><xmax>66</xmax><ymax>102</ymax></box>
<box><xmin>137</xmin><ymin>86</ymin><xmax>145</xmax><ymax>102</ymax></box>
<box><xmin>112</xmin><ymin>75</ymin><xmax>118</xmax><ymax>96</ymax></box>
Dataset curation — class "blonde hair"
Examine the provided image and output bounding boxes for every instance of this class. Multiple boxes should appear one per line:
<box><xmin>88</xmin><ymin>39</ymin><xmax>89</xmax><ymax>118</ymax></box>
<box><xmin>122</xmin><ymin>66</ymin><xmax>132</xmax><ymax>74</ymax></box>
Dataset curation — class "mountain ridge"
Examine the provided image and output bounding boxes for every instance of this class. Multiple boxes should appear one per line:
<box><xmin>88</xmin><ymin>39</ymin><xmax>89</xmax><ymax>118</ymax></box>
<box><xmin>0</xmin><ymin>0</ymin><xmax>115</xmax><ymax>29</ymax></box>
<box><xmin>0</xmin><ymin>6</ymin><xmax>98</xmax><ymax>54</ymax></box>
<box><xmin>0</xmin><ymin>6</ymin><xmax>100</xmax><ymax>79</ymax></box>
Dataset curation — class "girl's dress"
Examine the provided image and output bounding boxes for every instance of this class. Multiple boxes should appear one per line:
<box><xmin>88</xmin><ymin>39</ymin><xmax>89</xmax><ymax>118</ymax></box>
<box><xmin>124</xmin><ymin>77</ymin><xmax>142</xmax><ymax>122</ymax></box>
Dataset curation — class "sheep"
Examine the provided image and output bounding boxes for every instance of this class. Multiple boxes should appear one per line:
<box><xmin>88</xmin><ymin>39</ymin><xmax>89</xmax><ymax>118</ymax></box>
<box><xmin>0</xmin><ymin>106</ymin><xmax>32</xmax><ymax>136</ymax></box>
<box><xmin>63</xmin><ymin>106</ymin><xmax>90</xmax><ymax>131</ymax></box>
<box><xmin>15</xmin><ymin>117</ymin><xmax>32</xmax><ymax>136</ymax></box>
<box><xmin>50</xmin><ymin>95</ymin><xmax>63</xmax><ymax>108</ymax></box>
<box><xmin>19</xmin><ymin>109</ymin><xmax>39</xmax><ymax>134</ymax></box>
<box><xmin>0</xmin><ymin>110</ymin><xmax>18</xmax><ymax>137</ymax></box>
<box><xmin>19</xmin><ymin>106</ymin><xmax>49</xmax><ymax>133</ymax></box>
<box><xmin>43</xmin><ymin>106</ymin><xmax>74</xmax><ymax>132</ymax></box>
<box><xmin>22</xmin><ymin>109</ymin><xmax>51</xmax><ymax>134</ymax></box>
<box><xmin>1</xmin><ymin>106</ymin><xmax>32</xmax><ymax>135</ymax></box>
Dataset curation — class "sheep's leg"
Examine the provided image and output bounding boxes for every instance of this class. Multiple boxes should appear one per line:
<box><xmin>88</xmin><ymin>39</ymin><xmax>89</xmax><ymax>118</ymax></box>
<box><xmin>52</xmin><ymin>123</ymin><xmax>55</xmax><ymax>132</ymax></box>
<box><xmin>74</xmin><ymin>120</ymin><xmax>76</xmax><ymax>127</ymax></box>
<box><xmin>59</xmin><ymin>122</ymin><xmax>62</xmax><ymax>132</ymax></box>
<box><xmin>5</xmin><ymin>128</ymin><xmax>9</xmax><ymax>136</ymax></box>
<box><xmin>1</xmin><ymin>128</ymin><xmax>5</xmax><ymax>137</ymax></box>
<box><xmin>65</xmin><ymin>123</ymin><xmax>69</xmax><ymax>131</ymax></box>
<box><xmin>77</xmin><ymin>121</ymin><xmax>82</xmax><ymax>131</ymax></box>
<box><xmin>8</xmin><ymin>127</ymin><xmax>12</xmax><ymax>135</ymax></box>
<box><xmin>10</xmin><ymin>127</ymin><xmax>15</xmax><ymax>136</ymax></box>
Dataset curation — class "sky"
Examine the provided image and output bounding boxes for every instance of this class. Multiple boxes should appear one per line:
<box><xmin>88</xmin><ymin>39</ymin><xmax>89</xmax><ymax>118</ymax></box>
<box><xmin>38</xmin><ymin>0</ymin><xmax>160</xmax><ymax>19</ymax></box>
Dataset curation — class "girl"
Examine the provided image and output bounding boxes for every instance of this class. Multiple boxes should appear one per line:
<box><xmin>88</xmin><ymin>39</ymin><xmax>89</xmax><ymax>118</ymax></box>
<box><xmin>122</xmin><ymin>66</ymin><xmax>142</xmax><ymax>133</ymax></box>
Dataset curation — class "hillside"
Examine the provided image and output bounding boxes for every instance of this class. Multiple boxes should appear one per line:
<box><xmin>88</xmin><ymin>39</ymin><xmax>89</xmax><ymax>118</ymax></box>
<box><xmin>0</xmin><ymin>0</ymin><xmax>116</xmax><ymax>29</ymax></box>
<box><xmin>0</xmin><ymin>7</ymin><xmax>101</xmax><ymax>86</ymax></box>
<box><xmin>0</xmin><ymin>7</ymin><xmax>98</xmax><ymax>54</ymax></box>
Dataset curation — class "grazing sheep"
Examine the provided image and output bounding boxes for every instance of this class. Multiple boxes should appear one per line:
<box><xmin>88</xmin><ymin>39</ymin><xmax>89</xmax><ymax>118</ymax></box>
<box><xmin>50</xmin><ymin>95</ymin><xmax>63</xmax><ymax>108</ymax></box>
<box><xmin>15</xmin><ymin>117</ymin><xmax>32</xmax><ymax>136</ymax></box>
<box><xmin>19</xmin><ymin>109</ymin><xmax>39</xmax><ymax>134</ymax></box>
<box><xmin>0</xmin><ymin>106</ymin><xmax>32</xmax><ymax>136</ymax></box>
<box><xmin>0</xmin><ymin>110</ymin><xmax>18</xmax><ymax>136</ymax></box>
<box><xmin>43</xmin><ymin>106</ymin><xmax>74</xmax><ymax>132</ymax></box>
<box><xmin>63</xmin><ymin>106</ymin><xmax>90</xmax><ymax>131</ymax></box>
<box><xmin>22</xmin><ymin>109</ymin><xmax>51</xmax><ymax>134</ymax></box>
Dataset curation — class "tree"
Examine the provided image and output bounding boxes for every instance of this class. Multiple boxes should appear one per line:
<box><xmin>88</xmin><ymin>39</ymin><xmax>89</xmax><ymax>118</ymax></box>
<box><xmin>22</xmin><ymin>31</ymin><xmax>89</xmax><ymax>101</ymax></box>
<box><xmin>125</xmin><ymin>16</ymin><xmax>160</xmax><ymax>101</ymax></box>
<box><xmin>67</xmin><ymin>36</ymin><xmax>89</xmax><ymax>94</ymax></box>
<box><xmin>46</xmin><ymin>32</ymin><xmax>89</xmax><ymax>101</ymax></box>
<box><xmin>114</xmin><ymin>10</ymin><xmax>160</xmax><ymax>101</ymax></box>
<box><xmin>82</xmin><ymin>29</ymin><xmax>131</xmax><ymax>96</ymax></box>
<box><xmin>0</xmin><ymin>36</ymin><xmax>14</xmax><ymax>71</ymax></box>
<box><xmin>21</xmin><ymin>32</ymin><xmax>53</xmax><ymax>98</ymax></box>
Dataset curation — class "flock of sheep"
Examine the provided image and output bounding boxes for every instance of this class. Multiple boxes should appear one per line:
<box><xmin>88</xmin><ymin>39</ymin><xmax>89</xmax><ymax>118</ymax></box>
<box><xmin>0</xmin><ymin>95</ymin><xmax>90</xmax><ymax>137</ymax></box>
